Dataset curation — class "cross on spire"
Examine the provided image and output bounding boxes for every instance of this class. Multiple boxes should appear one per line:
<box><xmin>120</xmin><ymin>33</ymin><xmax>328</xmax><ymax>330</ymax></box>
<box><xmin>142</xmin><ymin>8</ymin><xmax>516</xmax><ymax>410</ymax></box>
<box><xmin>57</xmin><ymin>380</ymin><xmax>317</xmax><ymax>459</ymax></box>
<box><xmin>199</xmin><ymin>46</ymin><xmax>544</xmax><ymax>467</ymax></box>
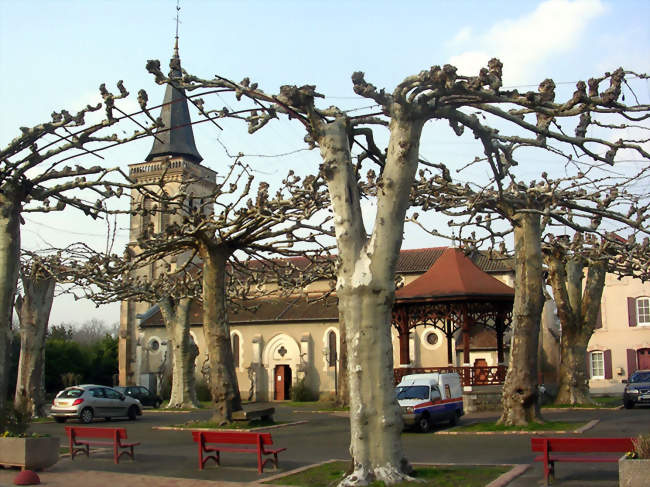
<box><xmin>174</xmin><ymin>0</ymin><xmax>181</xmax><ymax>57</ymax></box>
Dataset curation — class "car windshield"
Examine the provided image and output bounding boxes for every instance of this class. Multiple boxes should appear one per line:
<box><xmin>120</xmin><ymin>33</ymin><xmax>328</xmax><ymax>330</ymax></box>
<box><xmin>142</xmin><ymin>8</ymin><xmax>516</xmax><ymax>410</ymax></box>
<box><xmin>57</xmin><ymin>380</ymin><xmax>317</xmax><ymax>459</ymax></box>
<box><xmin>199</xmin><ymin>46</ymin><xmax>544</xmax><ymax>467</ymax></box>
<box><xmin>113</xmin><ymin>387</ymin><xmax>126</xmax><ymax>393</ymax></box>
<box><xmin>57</xmin><ymin>388</ymin><xmax>83</xmax><ymax>398</ymax></box>
<box><xmin>396</xmin><ymin>385</ymin><xmax>429</xmax><ymax>400</ymax></box>
<box><xmin>630</xmin><ymin>372</ymin><xmax>650</xmax><ymax>383</ymax></box>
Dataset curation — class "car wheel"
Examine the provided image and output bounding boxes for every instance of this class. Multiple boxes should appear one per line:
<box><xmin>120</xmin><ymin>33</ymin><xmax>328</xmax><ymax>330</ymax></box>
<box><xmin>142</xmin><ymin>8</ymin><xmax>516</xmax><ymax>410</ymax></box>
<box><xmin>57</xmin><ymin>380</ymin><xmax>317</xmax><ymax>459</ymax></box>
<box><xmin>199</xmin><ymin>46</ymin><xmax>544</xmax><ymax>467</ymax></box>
<box><xmin>448</xmin><ymin>411</ymin><xmax>459</xmax><ymax>426</ymax></box>
<box><xmin>417</xmin><ymin>415</ymin><xmax>431</xmax><ymax>433</ymax></box>
<box><xmin>54</xmin><ymin>417</ymin><xmax>66</xmax><ymax>424</ymax></box>
<box><xmin>624</xmin><ymin>399</ymin><xmax>635</xmax><ymax>409</ymax></box>
<box><xmin>128</xmin><ymin>406</ymin><xmax>138</xmax><ymax>420</ymax></box>
<box><xmin>105</xmin><ymin>417</ymin><xmax>112</xmax><ymax>422</ymax></box>
<box><xmin>154</xmin><ymin>400</ymin><xmax>161</xmax><ymax>409</ymax></box>
<box><xmin>80</xmin><ymin>408</ymin><xmax>94</xmax><ymax>424</ymax></box>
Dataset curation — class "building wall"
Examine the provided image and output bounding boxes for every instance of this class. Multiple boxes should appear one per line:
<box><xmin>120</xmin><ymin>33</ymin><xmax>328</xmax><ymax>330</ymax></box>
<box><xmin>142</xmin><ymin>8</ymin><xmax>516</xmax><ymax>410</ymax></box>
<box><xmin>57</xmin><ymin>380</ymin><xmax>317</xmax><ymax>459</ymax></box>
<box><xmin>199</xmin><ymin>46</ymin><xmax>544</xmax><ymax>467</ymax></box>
<box><xmin>587</xmin><ymin>274</ymin><xmax>650</xmax><ymax>394</ymax></box>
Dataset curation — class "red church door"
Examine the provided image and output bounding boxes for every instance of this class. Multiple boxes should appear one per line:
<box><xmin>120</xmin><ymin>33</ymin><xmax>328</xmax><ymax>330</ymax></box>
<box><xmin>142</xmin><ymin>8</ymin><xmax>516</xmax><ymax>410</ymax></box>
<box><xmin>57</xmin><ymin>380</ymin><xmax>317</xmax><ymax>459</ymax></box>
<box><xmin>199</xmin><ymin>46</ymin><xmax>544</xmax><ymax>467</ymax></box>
<box><xmin>274</xmin><ymin>365</ymin><xmax>292</xmax><ymax>401</ymax></box>
<box><xmin>638</xmin><ymin>349</ymin><xmax>650</xmax><ymax>370</ymax></box>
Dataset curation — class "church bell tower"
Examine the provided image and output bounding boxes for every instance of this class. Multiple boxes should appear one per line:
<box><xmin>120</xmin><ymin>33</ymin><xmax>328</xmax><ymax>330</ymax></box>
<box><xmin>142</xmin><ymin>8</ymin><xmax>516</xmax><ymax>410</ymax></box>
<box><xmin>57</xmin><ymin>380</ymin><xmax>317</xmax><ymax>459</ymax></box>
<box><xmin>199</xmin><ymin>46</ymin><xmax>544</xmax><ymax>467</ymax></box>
<box><xmin>118</xmin><ymin>38</ymin><xmax>217</xmax><ymax>386</ymax></box>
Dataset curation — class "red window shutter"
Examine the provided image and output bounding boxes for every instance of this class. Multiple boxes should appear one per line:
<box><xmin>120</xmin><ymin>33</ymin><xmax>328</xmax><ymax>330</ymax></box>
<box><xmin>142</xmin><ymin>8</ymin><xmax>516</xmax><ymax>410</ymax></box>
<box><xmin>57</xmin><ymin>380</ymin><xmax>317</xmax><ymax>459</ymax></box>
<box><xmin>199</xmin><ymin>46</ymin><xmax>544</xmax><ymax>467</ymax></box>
<box><xmin>628</xmin><ymin>297</ymin><xmax>637</xmax><ymax>327</ymax></box>
<box><xmin>604</xmin><ymin>349</ymin><xmax>613</xmax><ymax>379</ymax></box>
<box><xmin>595</xmin><ymin>306</ymin><xmax>602</xmax><ymax>329</ymax></box>
<box><xmin>586</xmin><ymin>352</ymin><xmax>591</xmax><ymax>378</ymax></box>
<box><xmin>627</xmin><ymin>349</ymin><xmax>637</xmax><ymax>378</ymax></box>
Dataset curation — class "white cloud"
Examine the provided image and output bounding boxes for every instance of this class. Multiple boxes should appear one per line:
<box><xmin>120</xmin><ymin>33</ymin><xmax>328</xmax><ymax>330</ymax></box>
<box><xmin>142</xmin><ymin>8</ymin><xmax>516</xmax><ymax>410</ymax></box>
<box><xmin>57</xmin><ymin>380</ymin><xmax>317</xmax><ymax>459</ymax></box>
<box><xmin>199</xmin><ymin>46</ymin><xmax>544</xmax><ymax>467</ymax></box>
<box><xmin>448</xmin><ymin>26</ymin><xmax>473</xmax><ymax>46</ymax></box>
<box><xmin>448</xmin><ymin>0</ymin><xmax>607</xmax><ymax>84</ymax></box>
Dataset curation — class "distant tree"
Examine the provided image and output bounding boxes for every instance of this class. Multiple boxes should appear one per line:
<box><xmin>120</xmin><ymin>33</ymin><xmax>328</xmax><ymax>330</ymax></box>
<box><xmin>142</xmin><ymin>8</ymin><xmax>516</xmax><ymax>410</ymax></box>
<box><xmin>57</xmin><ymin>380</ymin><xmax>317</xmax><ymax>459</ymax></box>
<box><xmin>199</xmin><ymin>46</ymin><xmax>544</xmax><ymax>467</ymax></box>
<box><xmin>545</xmin><ymin>233</ymin><xmax>650</xmax><ymax>405</ymax></box>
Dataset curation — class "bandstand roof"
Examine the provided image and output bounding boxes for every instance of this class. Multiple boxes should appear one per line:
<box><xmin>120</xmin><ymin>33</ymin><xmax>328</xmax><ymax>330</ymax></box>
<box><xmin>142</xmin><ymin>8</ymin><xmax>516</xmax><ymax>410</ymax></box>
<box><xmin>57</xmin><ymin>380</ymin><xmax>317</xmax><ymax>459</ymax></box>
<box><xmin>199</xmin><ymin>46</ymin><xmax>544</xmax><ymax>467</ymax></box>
<box><xmin>395</xmin><ymin>247</ymin><xmax>514</xmax><ymax>303</ymax></box>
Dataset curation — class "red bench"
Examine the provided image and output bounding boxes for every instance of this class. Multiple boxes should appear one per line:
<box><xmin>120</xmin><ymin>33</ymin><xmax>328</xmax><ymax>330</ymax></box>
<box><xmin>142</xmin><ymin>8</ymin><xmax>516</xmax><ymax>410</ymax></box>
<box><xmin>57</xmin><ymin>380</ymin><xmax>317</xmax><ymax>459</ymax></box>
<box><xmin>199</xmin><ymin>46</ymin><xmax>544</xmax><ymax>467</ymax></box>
<box><xmin>191</xmin><ymin>430</ymin><xmax>286</xmax><ymax>474</ymax></box>
<box><xmin>531</xmin><ymin>437</ymin><xmax>634</xmax><ymax>485</ymax></box>
<box><xmin>65</xmin><ymin>426</ymin><xmax>140</xmax><ymax>464</ymax></box>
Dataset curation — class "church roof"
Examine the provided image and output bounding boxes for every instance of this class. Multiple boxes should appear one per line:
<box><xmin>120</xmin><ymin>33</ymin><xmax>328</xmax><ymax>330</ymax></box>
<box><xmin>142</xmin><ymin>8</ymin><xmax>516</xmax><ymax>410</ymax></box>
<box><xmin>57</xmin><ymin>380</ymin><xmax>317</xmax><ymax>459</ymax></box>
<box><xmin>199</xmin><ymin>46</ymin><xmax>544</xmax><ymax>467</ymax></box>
<box><xmin>395</xmin><ymin>247</ymin><xmax>514</xmax><ymax>303</ymax></box>
<box><xmin>138</xmin><ymin>247</ymin><xmax>514</xmax><ymax>327</ymax></box>
<box><xmin>145</xmin><ymin>40</ymin><xmax>203</xmax><ymax>163</ymax></box>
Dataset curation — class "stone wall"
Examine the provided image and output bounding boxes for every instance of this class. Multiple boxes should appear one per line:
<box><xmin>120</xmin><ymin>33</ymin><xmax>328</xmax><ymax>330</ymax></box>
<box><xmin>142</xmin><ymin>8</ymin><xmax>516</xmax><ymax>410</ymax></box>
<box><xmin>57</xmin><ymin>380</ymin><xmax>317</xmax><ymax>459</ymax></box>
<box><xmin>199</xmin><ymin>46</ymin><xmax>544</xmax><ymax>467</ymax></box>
<box><xmin>463</xmin><ymin>386</ymin><xmax>503</xmax><ymax>413</ymax></box>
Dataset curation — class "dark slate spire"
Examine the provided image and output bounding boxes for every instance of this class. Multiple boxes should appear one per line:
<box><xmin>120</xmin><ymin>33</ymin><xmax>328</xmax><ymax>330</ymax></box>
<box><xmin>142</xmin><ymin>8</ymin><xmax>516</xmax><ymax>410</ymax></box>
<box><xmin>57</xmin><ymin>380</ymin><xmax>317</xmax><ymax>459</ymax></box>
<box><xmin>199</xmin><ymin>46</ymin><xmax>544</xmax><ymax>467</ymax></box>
<box><xmin>145</xmin><ymin>37</ymin><xmax>203</xmax><ymax>163</ymax></box>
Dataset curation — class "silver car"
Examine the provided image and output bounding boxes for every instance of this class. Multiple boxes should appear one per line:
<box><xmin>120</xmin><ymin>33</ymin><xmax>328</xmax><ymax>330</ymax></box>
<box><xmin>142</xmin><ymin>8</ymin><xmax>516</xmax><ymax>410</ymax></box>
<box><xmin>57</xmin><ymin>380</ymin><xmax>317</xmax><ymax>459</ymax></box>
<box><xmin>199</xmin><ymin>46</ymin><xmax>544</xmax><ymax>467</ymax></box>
<box><xmin>51</xmin><ymin>384</ymin><xmax>142</xmax><ymax>423</ymax></box>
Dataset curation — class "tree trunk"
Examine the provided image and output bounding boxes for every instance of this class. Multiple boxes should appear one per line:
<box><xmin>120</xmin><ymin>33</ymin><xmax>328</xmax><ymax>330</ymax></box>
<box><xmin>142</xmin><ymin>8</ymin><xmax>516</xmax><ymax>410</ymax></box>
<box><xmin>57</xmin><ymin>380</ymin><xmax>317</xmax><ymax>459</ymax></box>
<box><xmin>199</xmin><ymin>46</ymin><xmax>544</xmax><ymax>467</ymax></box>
<box><xmin>336</xmin><ymin>310</ymin><xmax>349</xmax><ymax>407</ymax></box>
<box><xmin>14</xmin><ymin>265</ymin><xmax>55</xmax><ymax>417</ymax></box>
<box><xmin>159</xmin><ymin>296</ymin><xmax>199</xmax><ymax>408</ymax></box>
<box><xmin>317</xmin><ymin>114</ymin><xmax>422</xmax><ymax>485</ymax></box>
<box><xmin>0</xmin><ymin>193</ymin><xmax>21</xmax><ymax>411</ymax></box>
<box><xmin>199</xmin><ymin>242</ymin><xmax>242</xmax><ymax>424</ymax></box>
<box><xmin>499</xmin><ymin>213</ymin><xmax>545</xmax><ymax>425</ymax></box>
<box><xmin>547</xmin><ymin>254</ymin><xmax>606</xmax><ymax>404</ymax></box>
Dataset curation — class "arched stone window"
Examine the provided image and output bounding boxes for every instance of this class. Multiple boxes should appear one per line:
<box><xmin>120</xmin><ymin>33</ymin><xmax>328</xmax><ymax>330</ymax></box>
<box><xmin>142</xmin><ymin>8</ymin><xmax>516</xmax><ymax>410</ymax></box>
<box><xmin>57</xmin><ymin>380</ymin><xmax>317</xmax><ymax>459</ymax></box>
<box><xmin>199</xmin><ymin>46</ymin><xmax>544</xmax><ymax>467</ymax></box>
<box><xmin>231</xmin><ymin>333</ymin><xmax>240</xmax><ymax>368</ymax></box>
<box><xmin>328</xmin><ymin>330</ymin><xmax>337</xmax><ymax>366</ymax></box>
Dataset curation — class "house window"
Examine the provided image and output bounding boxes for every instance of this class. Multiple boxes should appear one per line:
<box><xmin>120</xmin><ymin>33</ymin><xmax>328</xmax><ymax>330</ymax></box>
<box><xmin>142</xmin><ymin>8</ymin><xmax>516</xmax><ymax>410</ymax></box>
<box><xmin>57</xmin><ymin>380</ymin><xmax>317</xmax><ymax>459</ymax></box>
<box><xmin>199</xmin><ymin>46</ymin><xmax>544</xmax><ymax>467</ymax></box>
<box><xmin>637</xmin><ymin>297</ymin><xmax>650</xmax><ymax>326</ymax></box>
<box><xmin>590</xmin><ymin>351</ymin><xmax>604</xmax><ymax>379</ymax></box>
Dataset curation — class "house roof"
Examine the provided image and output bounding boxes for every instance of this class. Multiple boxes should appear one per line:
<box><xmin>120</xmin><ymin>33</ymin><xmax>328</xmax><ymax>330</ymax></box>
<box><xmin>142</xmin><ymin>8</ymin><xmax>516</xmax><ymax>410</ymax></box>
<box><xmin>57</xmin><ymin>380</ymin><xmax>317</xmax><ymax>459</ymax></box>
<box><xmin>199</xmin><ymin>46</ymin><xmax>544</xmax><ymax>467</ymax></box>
<box><xmin>395</xmin><ymin>247</ymin><xmax>514</xmax><ymax>303</ymax></box>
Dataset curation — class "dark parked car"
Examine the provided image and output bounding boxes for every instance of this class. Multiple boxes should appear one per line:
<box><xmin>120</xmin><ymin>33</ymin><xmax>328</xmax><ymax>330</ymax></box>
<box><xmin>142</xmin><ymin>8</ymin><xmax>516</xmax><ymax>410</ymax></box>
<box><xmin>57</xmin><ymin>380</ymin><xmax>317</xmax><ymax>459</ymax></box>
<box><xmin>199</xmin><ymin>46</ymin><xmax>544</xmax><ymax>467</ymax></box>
<box><xmin>114</xmin><ymin>386</ymin><xmax>162</xmax><ymax>408</ymax></box>
<box><xmin>623</xmin><ymin>370</ymin><xmax>650</xmax><ymax>409</ymax></box>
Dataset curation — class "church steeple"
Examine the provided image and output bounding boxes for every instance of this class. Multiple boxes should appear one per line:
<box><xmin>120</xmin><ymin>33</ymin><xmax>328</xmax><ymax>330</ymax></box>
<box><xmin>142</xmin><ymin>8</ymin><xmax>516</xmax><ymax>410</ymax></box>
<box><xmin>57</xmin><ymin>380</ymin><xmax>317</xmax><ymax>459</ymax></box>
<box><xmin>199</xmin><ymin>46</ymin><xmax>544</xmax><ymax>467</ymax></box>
<box><xmin>145</xmin><ymin>36</ymin><xmax>203</xmax><ymax>163</ymax></box>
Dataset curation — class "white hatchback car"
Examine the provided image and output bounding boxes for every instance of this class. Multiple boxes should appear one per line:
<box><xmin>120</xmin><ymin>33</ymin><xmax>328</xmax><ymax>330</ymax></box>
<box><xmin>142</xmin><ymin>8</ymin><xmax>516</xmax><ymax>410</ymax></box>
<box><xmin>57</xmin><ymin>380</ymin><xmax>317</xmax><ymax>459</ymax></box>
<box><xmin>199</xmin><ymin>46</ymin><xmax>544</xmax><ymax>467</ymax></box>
<box><xmin>51</xmin><ymin>384</ymin><xmax>142</xmax><ymax>423</ymax></box>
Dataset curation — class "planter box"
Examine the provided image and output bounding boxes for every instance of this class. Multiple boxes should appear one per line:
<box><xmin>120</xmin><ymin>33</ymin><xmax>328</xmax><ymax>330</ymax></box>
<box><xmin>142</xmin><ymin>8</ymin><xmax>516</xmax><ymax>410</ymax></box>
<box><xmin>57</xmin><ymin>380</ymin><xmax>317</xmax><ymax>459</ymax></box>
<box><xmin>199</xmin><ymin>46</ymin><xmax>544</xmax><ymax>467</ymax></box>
<box><xmin>0</xmin><ymin>436</ymin><xmax>60</xmax><ymax>470</ymax></box>
<box><xmin>619</xmin><ymin>455</ymin><xmax>650</xmax><ymax>487</ymax></box>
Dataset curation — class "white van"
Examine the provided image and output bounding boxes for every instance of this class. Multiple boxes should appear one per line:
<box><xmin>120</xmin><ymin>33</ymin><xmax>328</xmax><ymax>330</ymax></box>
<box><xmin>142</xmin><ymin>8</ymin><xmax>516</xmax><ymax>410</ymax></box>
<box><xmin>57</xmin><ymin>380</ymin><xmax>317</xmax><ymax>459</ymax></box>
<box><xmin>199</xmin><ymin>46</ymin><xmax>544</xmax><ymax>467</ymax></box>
<box><xmin>395</xmin><ymin>372</ymin><xmax>464</xmax><ymax>432</ymax></box>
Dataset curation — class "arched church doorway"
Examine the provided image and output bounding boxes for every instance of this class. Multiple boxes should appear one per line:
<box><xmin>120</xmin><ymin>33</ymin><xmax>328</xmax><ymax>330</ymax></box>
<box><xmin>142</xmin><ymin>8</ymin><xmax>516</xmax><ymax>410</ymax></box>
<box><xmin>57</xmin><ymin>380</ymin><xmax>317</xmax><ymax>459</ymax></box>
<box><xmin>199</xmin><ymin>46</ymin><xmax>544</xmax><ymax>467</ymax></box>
<box><xmin>274</xmin><ymin>364</ymin><xmax>292</xmax><ymax>400</ymax></box>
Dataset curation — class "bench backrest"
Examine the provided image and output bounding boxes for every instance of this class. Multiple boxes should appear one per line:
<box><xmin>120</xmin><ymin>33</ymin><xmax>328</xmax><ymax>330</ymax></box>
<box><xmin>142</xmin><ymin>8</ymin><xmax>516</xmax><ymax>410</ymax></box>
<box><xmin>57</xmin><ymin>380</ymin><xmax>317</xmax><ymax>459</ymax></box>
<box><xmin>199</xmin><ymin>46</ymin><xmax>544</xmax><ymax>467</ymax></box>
<box><xmin>531</xmin><ymin>437</ymin><xmax>634</xmax><ymax>453</ymax></box>
<box><xmin>191</xmin><ymin>431</ymin><xmax>273</xmax><ymax>446</ymax></box>
<box><xmin>65</xmin><ymin>426</ymin><xmax>127</xmax><ymax>441</ymax></box>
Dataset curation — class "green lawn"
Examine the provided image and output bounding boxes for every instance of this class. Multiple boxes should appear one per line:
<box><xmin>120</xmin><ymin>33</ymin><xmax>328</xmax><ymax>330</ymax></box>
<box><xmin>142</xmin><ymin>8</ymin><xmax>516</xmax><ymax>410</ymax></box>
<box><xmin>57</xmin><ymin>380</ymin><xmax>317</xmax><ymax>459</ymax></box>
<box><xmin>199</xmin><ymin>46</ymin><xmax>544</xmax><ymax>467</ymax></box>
<box><xmin>284</xmin><ymin>400</ymin><xmax>349</xmax><ymax>411</ymax></box>
<box><xmin>264</xmin><ymin>461</ymin><xmax>508</xmax><ymax>487</ymax></box>
<box><xmin>171</xmin><ymin>418</ymin><xmax>280</xmax><ymax>430</ymax></box>
<box><xmin>453</xmin><ymin>420</ymin><xmax>587</xmax><ymax>432</ymax></box>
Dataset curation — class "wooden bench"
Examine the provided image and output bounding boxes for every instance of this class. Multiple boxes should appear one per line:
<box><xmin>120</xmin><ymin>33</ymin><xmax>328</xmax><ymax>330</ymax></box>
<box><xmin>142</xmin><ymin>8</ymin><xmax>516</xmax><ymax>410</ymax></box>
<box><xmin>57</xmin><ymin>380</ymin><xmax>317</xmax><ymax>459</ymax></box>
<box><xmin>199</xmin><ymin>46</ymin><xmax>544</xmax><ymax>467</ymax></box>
<box><xmin>191</xmin><ymin>430</ymin><xmax>286</xmax><ymax>474</ymax></box>
<box><xmin>531</xmin><ymin>437</ymin><xmax>634</xmax><ymax>485</ymax></box>
<box><xmin>65</xmin><ymin>426</ymin><xmax>140</xmax><ymax>464</ymax></box>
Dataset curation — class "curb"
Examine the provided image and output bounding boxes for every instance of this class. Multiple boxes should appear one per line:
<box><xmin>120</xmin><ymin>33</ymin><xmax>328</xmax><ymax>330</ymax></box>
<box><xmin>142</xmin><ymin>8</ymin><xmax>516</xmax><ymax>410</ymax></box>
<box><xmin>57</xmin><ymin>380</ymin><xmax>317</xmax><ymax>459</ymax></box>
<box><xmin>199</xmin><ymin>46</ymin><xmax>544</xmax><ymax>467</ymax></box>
<box><xmin>153</xmin><ymin>420</ymin><xmax>308</xmax><ymax>432</ymax></box>
<box><xmin>485</xmin><ymin>464</ymin><xmax>530</xmax><ymax>487</ymax></box>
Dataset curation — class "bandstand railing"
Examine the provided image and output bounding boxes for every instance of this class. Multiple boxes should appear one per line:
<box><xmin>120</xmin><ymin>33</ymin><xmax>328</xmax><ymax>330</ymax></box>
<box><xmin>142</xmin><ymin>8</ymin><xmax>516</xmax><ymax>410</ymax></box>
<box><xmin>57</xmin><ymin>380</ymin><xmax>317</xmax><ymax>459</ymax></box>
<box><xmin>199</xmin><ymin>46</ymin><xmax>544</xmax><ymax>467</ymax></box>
<box><xmin>394</xmin><ymin>365</ymin><xmax>507</xmax><ymax>387</ymax></box>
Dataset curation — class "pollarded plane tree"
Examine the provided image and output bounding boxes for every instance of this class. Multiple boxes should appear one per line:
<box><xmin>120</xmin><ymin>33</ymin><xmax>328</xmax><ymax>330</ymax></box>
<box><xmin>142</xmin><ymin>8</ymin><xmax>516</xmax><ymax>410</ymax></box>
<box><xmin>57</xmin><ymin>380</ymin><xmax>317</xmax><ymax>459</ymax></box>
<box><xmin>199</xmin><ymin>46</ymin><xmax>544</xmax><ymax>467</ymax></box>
<box><xmin>114</xmin><ymin>159</ymin><xmax>332</xmax><ymax>423</ymax></box>
<box><xmin>410</xmin><ymin>162</ymin><xmax>650</xmax><ymax>424</ymax></box>
<box><xmin>13</xmin><ymin>252</ymin><xmax>58</xmax><ymax>417</ymax></box>
<box><xmin>52</xmin><ymin>239</ymin><xmax>204</xmax><ymax>409</ymax></box>
<box><xmin>145</xmin><ymin>58</ymin><xmax>649</xmax><ymax>484</ymax></box>
<box><xmin>544</xmin><ymin>231</ymin><xmax>650</xmax><ymax>406</ymax></box>
<box><xmin>0</xmin><ymin>80</ymin><xmax>170</xmax><ymax>411</ymax></box>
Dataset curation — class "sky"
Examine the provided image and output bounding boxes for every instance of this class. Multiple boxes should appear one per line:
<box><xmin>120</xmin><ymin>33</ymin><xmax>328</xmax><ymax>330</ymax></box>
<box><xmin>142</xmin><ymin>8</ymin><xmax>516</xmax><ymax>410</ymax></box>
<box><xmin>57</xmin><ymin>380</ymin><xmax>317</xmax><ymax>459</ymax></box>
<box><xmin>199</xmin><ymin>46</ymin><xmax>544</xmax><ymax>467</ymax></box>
<box><xmin>1</xmin><ymin>0</ymin><xmax>648</xmax><ymax>327</ymax></box>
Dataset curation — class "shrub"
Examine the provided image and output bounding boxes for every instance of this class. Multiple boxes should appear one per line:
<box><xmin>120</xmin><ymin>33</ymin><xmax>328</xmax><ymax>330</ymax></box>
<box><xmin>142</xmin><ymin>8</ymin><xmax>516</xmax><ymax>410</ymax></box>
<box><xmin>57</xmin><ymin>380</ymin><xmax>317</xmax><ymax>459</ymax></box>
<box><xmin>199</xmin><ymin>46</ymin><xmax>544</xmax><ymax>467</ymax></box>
<box><xmin>632</xmin><ymin>434</ymin><xmax>650</xmax><ymax>459</ymax></box>
<box><xmin>195</xmin><ymin>380</ymin><xmax>211</xmax><ymax>402</ymax></box>
<box><xmin>0</xmin><ymin>404</ymin><xmax>31</xmax><ymax>436</ymax></box>
<box><xmin>290</xmin><ymin>378</ymin><xmax>318</xmax><ymax>402</ymax></box>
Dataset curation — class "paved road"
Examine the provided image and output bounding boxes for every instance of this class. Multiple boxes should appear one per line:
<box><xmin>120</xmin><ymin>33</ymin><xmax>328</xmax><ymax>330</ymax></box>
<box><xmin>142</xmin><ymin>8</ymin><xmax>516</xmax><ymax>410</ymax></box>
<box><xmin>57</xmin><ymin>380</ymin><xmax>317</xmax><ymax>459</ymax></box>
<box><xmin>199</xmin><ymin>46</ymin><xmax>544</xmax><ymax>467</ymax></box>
<box><xmin>1</xmin><ymin>403</ymin><xmax>649</xmax><ymax>486</ymax></box>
